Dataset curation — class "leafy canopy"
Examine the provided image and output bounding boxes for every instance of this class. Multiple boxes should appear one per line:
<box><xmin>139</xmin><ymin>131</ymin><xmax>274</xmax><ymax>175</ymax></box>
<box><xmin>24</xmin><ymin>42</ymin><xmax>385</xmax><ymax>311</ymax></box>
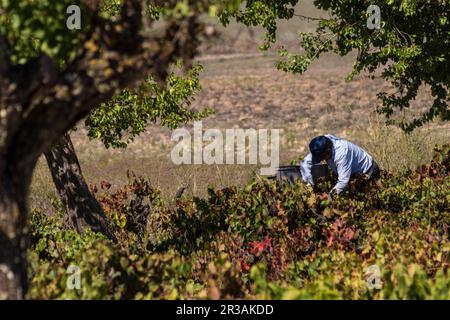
<box><xmin>0</xmin><ymin>0</ymin><xmax>86</xmax><ymax>65</ymax></box>
<box><xmin>0</xmin><ymin>0</ymin><xmax>224</xmax><ymax>148</ymax></box>
<box><xmin>86</xmin><ymin>63</ymin><xmax>213</xmax><ymax>148</ymax></box>
<box><xmin>220</xmin><ymin>0</ymin><xmax>450</xmax><ymax>131</ymax></box>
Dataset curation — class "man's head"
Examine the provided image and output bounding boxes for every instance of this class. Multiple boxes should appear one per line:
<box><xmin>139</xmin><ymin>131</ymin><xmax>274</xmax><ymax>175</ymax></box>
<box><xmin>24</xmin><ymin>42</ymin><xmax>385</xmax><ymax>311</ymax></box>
<box><xmin>309</xmin><ymin>136</ymin><xmax>333</xmax><ymax>164</ymax></box>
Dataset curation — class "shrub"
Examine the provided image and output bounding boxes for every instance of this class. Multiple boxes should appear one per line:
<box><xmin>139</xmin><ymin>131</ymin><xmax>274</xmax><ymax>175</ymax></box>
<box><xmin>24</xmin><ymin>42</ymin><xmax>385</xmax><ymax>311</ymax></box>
<box><xmin>28</xmin><ymin>145</ymin><xmax>450</xmax><ymax>299</ymax></box>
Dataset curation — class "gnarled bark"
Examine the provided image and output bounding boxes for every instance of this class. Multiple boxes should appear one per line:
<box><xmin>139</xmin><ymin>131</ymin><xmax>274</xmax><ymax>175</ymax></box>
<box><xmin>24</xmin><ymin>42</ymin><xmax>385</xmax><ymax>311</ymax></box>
<box><xmin>0</xmin><ymin>161</ymin><xmax>34</xmax><ymax>299</ymax></box>
<box><xmin>44</xmin><ymin>133</ymin><xmax>114</xmax><ymax>239</ymax></box>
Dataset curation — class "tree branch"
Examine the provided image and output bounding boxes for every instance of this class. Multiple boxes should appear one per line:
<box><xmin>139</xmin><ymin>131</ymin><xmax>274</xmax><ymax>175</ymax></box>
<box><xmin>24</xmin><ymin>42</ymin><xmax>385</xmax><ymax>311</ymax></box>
<box><xmin>1</xmin><ymin>0</ymin><xmax>203</xmax><ymax>167</ymax></box>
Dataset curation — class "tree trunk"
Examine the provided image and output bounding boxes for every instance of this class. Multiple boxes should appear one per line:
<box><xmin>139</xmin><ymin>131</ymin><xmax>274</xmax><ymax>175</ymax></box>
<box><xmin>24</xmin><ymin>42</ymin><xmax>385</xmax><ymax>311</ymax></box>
<box><xmin>0</xmin><ymin>162</ymin><xmax>33</xmax><ymax>299</ymax></box>
<box><xmin>0</xmin><ymin>0</ymin><xmax>202</xmax><ymax>300</ymax></box>
<box><xmin>44</xmin><ymin>133</ymin><xmax>114</xmax><ymax>240</ymax></box>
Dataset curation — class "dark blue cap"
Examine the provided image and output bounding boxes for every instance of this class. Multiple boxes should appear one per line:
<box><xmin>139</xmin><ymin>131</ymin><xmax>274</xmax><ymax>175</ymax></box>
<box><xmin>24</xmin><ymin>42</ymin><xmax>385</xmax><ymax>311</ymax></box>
<box><xmin>309</xmin><ymin>136</ymin><xmax>332</xmax><ymax>164</ymax></box>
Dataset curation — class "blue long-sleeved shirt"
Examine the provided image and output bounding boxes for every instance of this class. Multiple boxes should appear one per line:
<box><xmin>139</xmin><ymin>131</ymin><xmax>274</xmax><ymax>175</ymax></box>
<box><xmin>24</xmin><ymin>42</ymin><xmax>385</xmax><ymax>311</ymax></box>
<box><xmin>300</xmin><ymin>135</ymin><xmax>373</xmax><ymax>194</ymax></box>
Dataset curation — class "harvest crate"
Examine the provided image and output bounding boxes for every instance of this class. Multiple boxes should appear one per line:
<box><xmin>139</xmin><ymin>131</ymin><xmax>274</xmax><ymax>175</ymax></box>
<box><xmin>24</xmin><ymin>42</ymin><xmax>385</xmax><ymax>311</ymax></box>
<box><xmin>267</xmin><ymin>164</ymin><xmax>330</xmax><ymax>185</ymax></box>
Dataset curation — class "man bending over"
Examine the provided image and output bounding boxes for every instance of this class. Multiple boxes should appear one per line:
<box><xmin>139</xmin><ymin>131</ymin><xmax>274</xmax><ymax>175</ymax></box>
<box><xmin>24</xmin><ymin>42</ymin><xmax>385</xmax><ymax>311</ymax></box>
<box><xmin>300</xmin><ymin>135</ymin><xmax>380</xmax><ymax>196</ymax></box>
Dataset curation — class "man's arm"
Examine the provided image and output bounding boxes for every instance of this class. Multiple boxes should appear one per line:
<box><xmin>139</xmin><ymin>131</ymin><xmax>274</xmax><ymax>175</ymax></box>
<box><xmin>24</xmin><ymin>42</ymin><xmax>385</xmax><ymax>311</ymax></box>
<box><xmin>333</xmin><ymin>147</ymin><xmax>352</xmax><ymax>194</ymax></box>
<box><xmin>300</xmin><ymin>153</ymin><xmax>314</xmax><ymax>186</ymax></box>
